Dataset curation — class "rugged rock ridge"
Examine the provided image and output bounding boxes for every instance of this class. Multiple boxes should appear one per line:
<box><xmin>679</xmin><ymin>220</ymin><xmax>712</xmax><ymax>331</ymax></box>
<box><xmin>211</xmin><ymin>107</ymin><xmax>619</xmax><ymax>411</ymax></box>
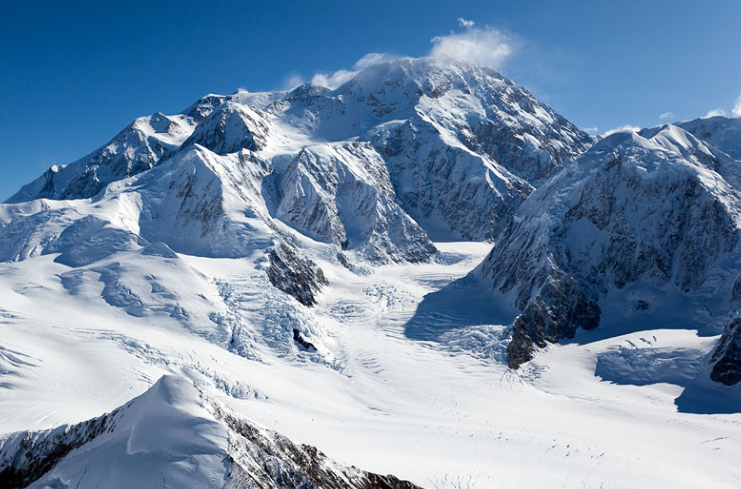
<box><xmin>481</xmin><ymin>125</ymin><xmax>741</xmax><ymax>367</ymax></box>
<box><xmin>0</xmin><ymin>376</ymin><xmax>423</xmax><ymax>489</ymax></box>
<box><xmin>268</xmin><ymin>242</ymin><xmax>327</xmax><ymax>307</ymax></box>
<box><xmin>183</xmin><ymin>102</ymin><xmax>272</xmax><ymax>155</ymax></box>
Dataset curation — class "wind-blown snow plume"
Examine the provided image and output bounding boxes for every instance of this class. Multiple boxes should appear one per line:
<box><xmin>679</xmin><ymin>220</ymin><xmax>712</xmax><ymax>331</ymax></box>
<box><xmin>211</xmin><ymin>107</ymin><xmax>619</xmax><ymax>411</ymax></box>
<box><xmin>602</xmin><ymin>124</ymin><xmax>641</xmax><ymax>137</ymax></box>
<box><xmin>429</xmin><ymin>21</ymin><xmax>513</xmax><ymax>69</ymax></box>
<box><xmin>310</xmin><ymin>52</ymin><xmax>399</xmax><ymax>88</ymax></box>
<box><xmin>706</xmin><ymin>107</ymin><xmax>727</xmax><ymax>118</ymax></box>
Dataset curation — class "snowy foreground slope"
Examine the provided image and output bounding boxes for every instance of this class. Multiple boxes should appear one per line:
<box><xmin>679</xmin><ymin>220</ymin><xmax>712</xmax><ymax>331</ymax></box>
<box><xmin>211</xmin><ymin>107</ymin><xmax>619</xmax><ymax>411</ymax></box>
<box><xmin>1</xmin><ymin>57</ymin><xmax>741</xmax><ymax>488</ymax></box>
<box><xmin>0</xmin><ymin>376</ymin><xmax>420</xmax><ymax>489</ymax></box>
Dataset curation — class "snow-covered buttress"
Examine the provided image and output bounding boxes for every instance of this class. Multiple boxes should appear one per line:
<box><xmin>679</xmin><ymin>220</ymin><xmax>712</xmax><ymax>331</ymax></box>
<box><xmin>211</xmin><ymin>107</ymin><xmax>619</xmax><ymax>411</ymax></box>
<box><xmin>481</xmin><ymin>124</ymin><xmax>741</xmax><ymax>367</ymax></box>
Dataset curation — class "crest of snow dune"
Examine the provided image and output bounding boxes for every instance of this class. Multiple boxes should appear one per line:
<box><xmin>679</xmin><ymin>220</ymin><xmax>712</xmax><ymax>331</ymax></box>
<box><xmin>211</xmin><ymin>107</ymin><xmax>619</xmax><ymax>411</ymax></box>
<box><xmin>429</xmin><ymin>23</ymin><xmax>512</xmax><ymax>69</ymax></box>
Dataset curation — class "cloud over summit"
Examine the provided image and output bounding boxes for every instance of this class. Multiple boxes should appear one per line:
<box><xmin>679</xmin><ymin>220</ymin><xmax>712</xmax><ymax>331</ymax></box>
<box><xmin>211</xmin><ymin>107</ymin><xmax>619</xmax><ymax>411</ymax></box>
<box><xmin>430</xmin><ymin>21</ymin><xmax>513</xmax><ymax>69</ymax></box>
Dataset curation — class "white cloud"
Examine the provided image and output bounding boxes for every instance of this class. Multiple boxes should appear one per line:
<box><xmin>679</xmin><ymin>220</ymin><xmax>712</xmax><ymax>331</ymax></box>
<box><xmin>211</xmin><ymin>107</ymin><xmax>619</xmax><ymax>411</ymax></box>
<box><xmin>353</xmin><ymin>52</ymin><xmax>399</xmax><ymax>70</ymax></box>
<box><xmin>659</xmin><ymin>112</ymin><xmax>674</xmax><ymax>121</ymax></box>
<box><xmin>583</xmin><ymin>127</ymin><xmax>599</xmax><ymax>134</ymax></box>
<box><xmin>602</xmin><ymin>125</ymin><xmax>641</xmax><ymax>137</ymax></box>
<box><xmin>704</xmin><ymin>107</ymin><xmax>727</xmax><ymax>118</ymax></box>
<box><xmin>310</xmin><ymin>69</ymin><xmax>356</xmax><ymax>89</ymax></box>
<box><xmin>280</xmin><ymin>72</ymin><xmax>305</xmax><ymax>91</ymax></box>
<box><xmin>733</xmin><ymin>93</ymin><xmax>741</xmax><ymax>118</ymax></box>
<box><xmin>301</xmin><ymin>18</ymin><xmax>517</xmax><ymax>90</ymax></box>
<box><xmin>430</xmin><ymin>24</ymin><xmax>513</xmax><ymax>69</ymax></box>
<box><xmin>310</xmin><ymin>52</ymin><xmax>400</xmax><ymax>89</ymax></box>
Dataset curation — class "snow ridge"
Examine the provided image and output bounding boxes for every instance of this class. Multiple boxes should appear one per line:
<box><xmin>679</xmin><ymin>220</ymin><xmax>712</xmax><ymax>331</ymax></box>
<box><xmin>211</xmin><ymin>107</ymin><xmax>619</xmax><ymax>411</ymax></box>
<box><xmin>0</xmin><ymin>376</ymin><xmax>421</xmax><ymax>489</ymax></box>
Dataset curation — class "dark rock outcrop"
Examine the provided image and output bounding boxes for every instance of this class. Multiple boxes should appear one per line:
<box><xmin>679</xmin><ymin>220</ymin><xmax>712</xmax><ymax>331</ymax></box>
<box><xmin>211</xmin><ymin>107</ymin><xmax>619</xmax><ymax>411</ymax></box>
<box><xmin>507</xmin><ymin>275</ymin><xmax>601</xmax><ymax>368</ymax></box>
<box><xmin>292</xmin><ymin>328</ymin><xmax>317</xmax><ymax>352</ymax></box>
<box><xmin>268</xmin><ymin>243</ymin><xmax>327</xmax><ymax>306</ymax></box>
<box><xmin>710</xmin><ymin>318</ymin><xmax>741</xmax><ymax>386</ymax></box>
<box><xmin>183</xmin><ymin>103</ymin><xmax>270</xmax><ymax>155</ymax></box>
<box><xmin>0</xmin><ymin>406</ymin><xmax>122</xmax><ymax>489</ymax></box>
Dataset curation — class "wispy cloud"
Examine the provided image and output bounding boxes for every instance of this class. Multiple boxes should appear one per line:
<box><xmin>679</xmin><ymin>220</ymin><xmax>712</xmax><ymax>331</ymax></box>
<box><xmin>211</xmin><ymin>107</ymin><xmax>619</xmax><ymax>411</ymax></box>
<box><xmin>704</xmin><ymin>107</ymin><xmax>727</xmax><ymax>118</ymax></box>
<box><xmin>309</xmin><ymin>52</ymin><xmax>399</xmax><ymax>89</ymax></box>
<box><xmin>457</xmin><ymin>18</ymin><xmax>476</xmax><ymax>28</ymax></box>
<box><xmin>659</xmin><ymin>112</ymin><xmax>674</xmax><ymax>121</ymax></box>
<box><xmin>583</xmin><ymin>126</ymin><xmax>599</xmax><ymax>134</ymax></box>
<box><xmin>292</xmin><ymin>19</ymin><xmax>515</xmax><ymax>90</ymax></box>
<box><xmin>279</xmin><ymin>72</ymin><xmax>306</xmax><ymax>91</ymax></box>
<box><xmin>733</xmin><ymin>93</ymin><xmax>741</xmax><ymax>118</ymax></box>
<box><xmin>603</xmin><ymin>125</ymin><xmax>641</xmax><ymax>137</ymax></box>
<box><xmin>429</xmin><ymin>21</ymin><xmax>514</xmax><ymax>69</ymax></box>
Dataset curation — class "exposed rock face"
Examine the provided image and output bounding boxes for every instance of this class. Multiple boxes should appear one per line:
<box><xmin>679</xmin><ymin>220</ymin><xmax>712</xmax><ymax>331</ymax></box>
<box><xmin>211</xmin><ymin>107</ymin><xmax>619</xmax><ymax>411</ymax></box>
<box><xmin>292</xmin><ymin>328</ymin><xmax>317</xmax><ymax>351</ymax></box>
<box><xmin>507</xmin><ymin>274</ymin><xmax>600</xmax><ymax>368</ymax></box>
<box><xmin>322</xmin><ymin>57</ymin><xmax>591</xmax><ymax>240</ymax></box>
<box><xmin>710</xmin><ymin>318</ymin><xmax>741</xmax><ymax>386</ymax></box>
<box><xmin>372</xmin><ymin>120</ymin><xmax>532</xmax><ymax>240</ymax></box>
<box><xmin>0</xmin><ymin>376</ymin><xmax>423</xmax><ymax>489</ymax></box>
<box><xmin>277</xmin><ymin>142</ymin><xmax>436</xmax><ymax>262</ymax></box>
<box><xmin>268</xmin><ymin>243</ymin><xmax>327</xmax><ymax>307</ymax></box>
<box><xmin>183</xmin><ymin>102</ymin><xmax>272</xmax><ymax>155</ymax></box>
<box><xmin>0</xmin><ymin>408</ymin><xmax>119</xmax><ymax>489</ymax></box>
<box><xmin>481</xmin><ymin>125</ymin><xmax>741</xmax><ymax>367</ymax></box>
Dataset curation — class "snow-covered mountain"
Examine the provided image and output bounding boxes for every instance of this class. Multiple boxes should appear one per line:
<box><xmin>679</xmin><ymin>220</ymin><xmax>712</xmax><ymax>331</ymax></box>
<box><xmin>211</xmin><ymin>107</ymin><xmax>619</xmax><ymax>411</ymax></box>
<box><xmin>480</xmin><ymin>124</ymin><xmax>741</xmax><ymax>367</ymax></box>
<box><xmin>2</xmin><ymin>56</ymin><xmax>741</xmax><ymax>489</ymax></box>
<box><xmin>6</xmin><ymin>57</ymin><xmax>590</xmax><ymax>257</ymax></box>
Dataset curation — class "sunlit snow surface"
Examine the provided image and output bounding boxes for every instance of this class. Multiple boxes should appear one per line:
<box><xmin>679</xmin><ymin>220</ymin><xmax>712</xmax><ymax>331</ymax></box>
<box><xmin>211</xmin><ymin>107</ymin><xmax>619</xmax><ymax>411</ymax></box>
<box><xmin>0</xmin><ymin>242</ymin><xmax>739</xmax><ymax>489</ymax></box>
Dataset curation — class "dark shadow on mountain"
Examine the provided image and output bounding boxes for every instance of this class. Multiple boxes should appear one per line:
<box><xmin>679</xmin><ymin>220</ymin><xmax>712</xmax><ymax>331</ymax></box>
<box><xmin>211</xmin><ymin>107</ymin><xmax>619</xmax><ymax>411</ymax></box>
<box><xmin>594</xmin><ymin>346</ymin><xmax>741</xmax><ymax>414</ymax></box>
<box><xmin>403</xmin><ymin>272</ymin><xmax>516</xmax><ymax>343</ymax></box>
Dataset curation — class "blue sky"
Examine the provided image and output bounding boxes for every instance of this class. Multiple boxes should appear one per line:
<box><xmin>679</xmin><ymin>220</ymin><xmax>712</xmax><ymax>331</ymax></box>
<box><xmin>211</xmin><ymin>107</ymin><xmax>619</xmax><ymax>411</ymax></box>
<box><xmin>1</xmin><ymin>0</ymin><xmax>740</xmax><ymax>200</ymax></box>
